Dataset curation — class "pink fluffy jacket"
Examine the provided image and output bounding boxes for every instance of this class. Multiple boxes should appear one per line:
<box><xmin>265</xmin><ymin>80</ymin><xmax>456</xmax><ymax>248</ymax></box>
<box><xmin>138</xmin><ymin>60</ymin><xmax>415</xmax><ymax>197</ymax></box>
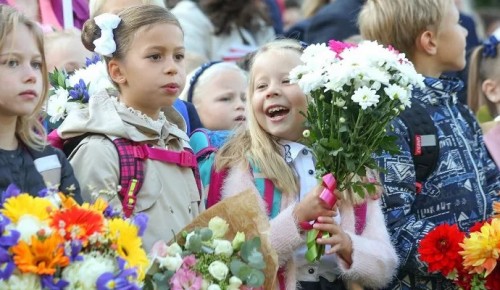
<box><xmin>221</xmin><ymin>165</ymin><xmax>399</xmax><ymax>290</ymax></box>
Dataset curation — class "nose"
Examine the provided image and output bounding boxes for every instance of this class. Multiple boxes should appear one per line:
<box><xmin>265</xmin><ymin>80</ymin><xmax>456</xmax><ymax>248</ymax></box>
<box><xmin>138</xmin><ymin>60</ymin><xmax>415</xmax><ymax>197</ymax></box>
<box><xmin>236</xmin><ymin>94</ymin><xmax>245</xmax><ymax>111</ymax></box>
<box><xmin>265</xmin><ymin>82</ymin><xmax>280</xmax><ymax>99</ymax></box>
<box><xmin>23</xmin><ymin>64</ymin><xmax>37</xmax><ymax>84</ymax></box>
<box><xmin>163</xmin><ymin>58</ymin><xmax>179</xmax><ymax>75</ymax></box>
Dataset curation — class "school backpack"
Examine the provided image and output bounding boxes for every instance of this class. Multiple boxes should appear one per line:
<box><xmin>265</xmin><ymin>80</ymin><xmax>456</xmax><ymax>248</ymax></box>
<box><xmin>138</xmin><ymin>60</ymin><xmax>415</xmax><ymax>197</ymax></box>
<box><xmin>48</xmin><ymin>131</ymin><xmax>202</xmax><ymax>217</ymax></box>
<box><xmin>398</xmin><ymin>99</ymin><xmax>477</xmax><ymax>193</ymax></box>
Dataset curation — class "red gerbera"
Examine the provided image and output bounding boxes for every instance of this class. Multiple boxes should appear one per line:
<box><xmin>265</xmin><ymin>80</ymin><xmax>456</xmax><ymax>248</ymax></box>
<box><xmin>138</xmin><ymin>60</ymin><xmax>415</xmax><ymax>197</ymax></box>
<box><xmin>469</xmin><ymin>219</ymin><xmax>491</xmax><ymax>233</ymax></box>
<box><xmin>51</xmin><ymin>207</ymin><xmax>104</xmax><ymax>244</ymax></box>
<box><xmin>418</xmin><ymin>224</ymin><xmax>465</xmax><ymax>276</ymax></box>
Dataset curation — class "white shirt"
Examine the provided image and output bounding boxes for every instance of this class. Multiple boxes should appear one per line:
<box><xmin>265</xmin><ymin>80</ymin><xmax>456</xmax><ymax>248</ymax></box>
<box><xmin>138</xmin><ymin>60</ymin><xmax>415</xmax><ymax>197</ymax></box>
<box><xmin>279</xmin><ymin>141</ymin><xmax>342</xmax><ymax>282</ymax></box>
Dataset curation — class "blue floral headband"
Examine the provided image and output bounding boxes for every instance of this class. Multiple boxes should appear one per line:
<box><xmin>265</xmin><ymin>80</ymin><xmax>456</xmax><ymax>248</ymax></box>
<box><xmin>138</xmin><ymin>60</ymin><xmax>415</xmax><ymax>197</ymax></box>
<box><xmin>483</xmin><ymin>31</ymin><xmax>500</xmax><ymax>58</ymax></box>
<box><xmin>187</xmin><ymin>61</ymin><xmax>222</xmax><ymax>103</ymax></box>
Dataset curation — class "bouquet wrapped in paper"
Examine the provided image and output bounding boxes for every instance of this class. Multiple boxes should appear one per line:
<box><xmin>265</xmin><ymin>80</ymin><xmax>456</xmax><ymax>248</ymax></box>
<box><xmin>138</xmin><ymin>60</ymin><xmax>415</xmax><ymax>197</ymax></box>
<box><xmin>418</xmin><ymin>202</ymin><xmax>500</xmax><ymax>290</ymax></box>
<box><xmin>0</xmin><ymin>184</ymin><xmax>149</xmax><ymax>289</ymax></box>
<box><xmin>289</xmin><ymin>39</ymin><xmax>424</xmax><ymax>261</ymax></box>
<box><xmin>145</xmin><ymin>190</ymin><xmax>278</xmax><ymax>290</ymax></box>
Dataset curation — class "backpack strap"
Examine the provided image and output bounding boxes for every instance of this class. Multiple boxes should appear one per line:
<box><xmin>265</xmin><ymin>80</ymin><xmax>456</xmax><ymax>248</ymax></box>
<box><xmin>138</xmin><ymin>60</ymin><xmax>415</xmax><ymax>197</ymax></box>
<box><xmin>399</xmin><ymin>100</ymin><xmax>439</xmax><ymax>193</ymax></box>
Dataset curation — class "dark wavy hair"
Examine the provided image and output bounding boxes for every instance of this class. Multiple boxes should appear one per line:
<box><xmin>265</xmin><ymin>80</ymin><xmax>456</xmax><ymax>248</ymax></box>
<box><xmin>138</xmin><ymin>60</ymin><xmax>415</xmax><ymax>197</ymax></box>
<box><xmin>198</xmin><ymin>0</ymin><xmax>271</xmax><ymax>36</ymax></box>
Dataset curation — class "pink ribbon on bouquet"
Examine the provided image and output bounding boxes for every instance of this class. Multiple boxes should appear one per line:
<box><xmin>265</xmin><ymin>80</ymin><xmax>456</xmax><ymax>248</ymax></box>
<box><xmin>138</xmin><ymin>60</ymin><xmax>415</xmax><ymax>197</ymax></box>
<box><xmin>299</xmin><ymin>173</ymin><xmax>337</xmax><ymax>231</ymax></box>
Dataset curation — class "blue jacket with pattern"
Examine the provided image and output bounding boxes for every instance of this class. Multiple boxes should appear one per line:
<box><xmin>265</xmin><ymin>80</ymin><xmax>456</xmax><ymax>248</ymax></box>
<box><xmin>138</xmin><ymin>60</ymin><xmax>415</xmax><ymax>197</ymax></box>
<box><xmin>376</xmin><ymin>77</ymin><xmax>500</xmax><ymax>290</ymax></box>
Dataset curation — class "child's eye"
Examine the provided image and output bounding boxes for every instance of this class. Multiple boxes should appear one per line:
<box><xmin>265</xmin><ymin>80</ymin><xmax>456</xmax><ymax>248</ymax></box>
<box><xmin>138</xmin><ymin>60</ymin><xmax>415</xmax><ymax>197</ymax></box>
<box><xmin>5</xmin><ymin>59</ymin><xmax>18</xmax><ymax>67</ymax></box>
<box><xmin>174</xmin><ymin>53</ymin><xmax>185</xmax><ymax>61</ymax></box>
<box><xmin>148</xmin><ymin>54</ymin><xmax>162</xmax><ymax>61</ymax></box>
<box><xmin>31</xmin><ymin>61</ymin><xmax>42</xmax><ymax>70</ymax></box>
<box><xmin>282</xmin><ymin>78</ymin><xmax>291</xmax><ymax>84</ymax></box>
<box><xmin>256</xmin><ymin>83</ymin><xmax>267</xmax><ymax>90</ymax></box>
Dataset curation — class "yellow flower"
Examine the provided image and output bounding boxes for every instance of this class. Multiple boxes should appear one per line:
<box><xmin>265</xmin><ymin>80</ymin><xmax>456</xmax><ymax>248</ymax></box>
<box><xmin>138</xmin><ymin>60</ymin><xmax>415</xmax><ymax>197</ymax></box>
<box><xmin>108</xmin><ymin>219</ymin><xmax>148</xmax><ymax>280</ymax></box>
<box><xmin>2</xmin><ymin>194</ymin><xmax>55</xmax><ymax>223</ymax></box>
<box><xmin>81</xmin><ymin>198</ymin><xmax>108</xmax><ymax>213</ymax></box>
<box><xmin>460</xmin><ymin>219</ymin><xmax>500</xmax><ymax>276</ymax></box>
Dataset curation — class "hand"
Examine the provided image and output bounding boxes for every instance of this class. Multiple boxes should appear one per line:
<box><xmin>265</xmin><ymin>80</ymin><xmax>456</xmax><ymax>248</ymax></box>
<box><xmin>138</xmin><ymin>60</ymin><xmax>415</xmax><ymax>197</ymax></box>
<box><xmin>293</xmin><ymin>185</ymin><xmax>336</xmax><ymax>223</ymax></box>
<box><xmin>313</xmin><ymin>216</ymin><xmax>353</xmax><ymax>265</ymax></box>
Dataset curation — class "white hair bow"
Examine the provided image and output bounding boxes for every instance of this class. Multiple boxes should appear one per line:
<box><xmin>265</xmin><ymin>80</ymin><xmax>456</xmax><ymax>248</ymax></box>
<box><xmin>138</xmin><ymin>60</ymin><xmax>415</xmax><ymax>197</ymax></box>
<box><xmin>93</xmin><ymin>13</ymin><xmax>121</xmax><ymax>57</ymax></box>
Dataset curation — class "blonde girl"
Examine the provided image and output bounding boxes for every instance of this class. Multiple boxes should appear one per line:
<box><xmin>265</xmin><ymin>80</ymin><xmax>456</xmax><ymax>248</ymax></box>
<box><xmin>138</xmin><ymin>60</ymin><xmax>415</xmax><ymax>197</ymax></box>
<box><xmin>0</xmin><ymin>5</ymin><xmax>81</xmax><ymax>200</ymax></box>
<box><xmin>213</xmin><ymin>39</ymin><xmax>398</xmax><ymax>290</ymax></box>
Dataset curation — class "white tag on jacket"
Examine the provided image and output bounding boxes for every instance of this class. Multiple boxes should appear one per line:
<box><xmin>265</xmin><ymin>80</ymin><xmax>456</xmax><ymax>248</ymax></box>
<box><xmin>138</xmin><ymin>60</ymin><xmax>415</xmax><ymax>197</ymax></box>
<box><xmin>34</xmin><ymin>154</ymin><xmax>61</xmax><ymax>172</ymax></box>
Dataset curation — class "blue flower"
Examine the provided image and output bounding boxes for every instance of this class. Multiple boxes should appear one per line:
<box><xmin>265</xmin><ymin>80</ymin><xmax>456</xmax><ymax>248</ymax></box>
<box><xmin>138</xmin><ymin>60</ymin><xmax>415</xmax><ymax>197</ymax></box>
<box><xmin>65</xmin><ymin>240</ymin><xmax>83</xmax><ymax>262</ymax></box>
<box><xmin>1</xmin><ymin>184</ymin><xmax>20</xmax><ymax>204</ymax></box>
<box><xmin>96</xmin><ymin>258</ymin><xmax>140</xmax><ymax>290</ymax></box>
<box><xmin>69</xmin><ymin>79</ymin><xmax>90</xmax><ymax>103</ymax></box>
<box><xmin>86</xmin><ymin>53</ymin><xmax>102</xmax><ymax>66</ymax></box>
<box><xmin>0</xmin><ymin>261</ymin><xmax>15</xmax><ymax>281</ymax></box>
<box><xmin>133</xmin><ymin>213</ymin><xmax>148</xmax><ymax>237</ymax></box>
<box><xmin>41</xmin><ymin>275</ymin><xmax>69</xmax><ymax>290</ymax></box>
<box><xmin>103</xmin><ymin>205</ymin><xmax>121</xmax><ymax>219</ymax></box>
<box><xmin>0</xmin><ymin>215</ymin><xmax>20</xmax><ymax>280</ymax></box>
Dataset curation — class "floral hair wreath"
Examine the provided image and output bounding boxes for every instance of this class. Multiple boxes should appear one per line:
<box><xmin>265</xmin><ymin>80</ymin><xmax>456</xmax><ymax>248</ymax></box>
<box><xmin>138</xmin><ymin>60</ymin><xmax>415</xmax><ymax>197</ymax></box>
<box><xmin>93</xmin><ymin>13</ymin><xmax>121</xmax><ymax>57</ymax></box>
<box><xmin>482</xmin><ymin>28</ymin><xmax>500</xmax><ymax>58</ymax></box>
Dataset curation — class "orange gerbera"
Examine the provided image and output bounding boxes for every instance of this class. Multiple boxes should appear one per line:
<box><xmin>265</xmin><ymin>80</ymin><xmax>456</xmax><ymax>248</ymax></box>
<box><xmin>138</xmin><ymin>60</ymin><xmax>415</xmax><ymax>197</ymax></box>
<box><xmin>51</xmin><ymin>207</ymin><xmax>105</xmax><ymax>243</ymax></box>
<box><xmin>12</xmin><ymin>234</ymin><xmax>69</xmax><ymax>275</ymax></box>
<box><xmin>58</xmin><ymin>193</ymin><xmax>79</xmax><ymax>209</ymax></box>
<box><xmin>493</xmin><ymin>202</ymin><xmax>500</xmax><ymax>218</ymax></box>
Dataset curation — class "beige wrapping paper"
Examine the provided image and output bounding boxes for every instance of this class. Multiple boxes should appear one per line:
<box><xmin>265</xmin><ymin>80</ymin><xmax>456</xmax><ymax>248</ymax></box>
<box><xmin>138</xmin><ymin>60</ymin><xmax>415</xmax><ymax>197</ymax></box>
<box><xmin>174</xmin><ymin>189</ymin><xmax>278</xmax><ymax>289</ymax></box>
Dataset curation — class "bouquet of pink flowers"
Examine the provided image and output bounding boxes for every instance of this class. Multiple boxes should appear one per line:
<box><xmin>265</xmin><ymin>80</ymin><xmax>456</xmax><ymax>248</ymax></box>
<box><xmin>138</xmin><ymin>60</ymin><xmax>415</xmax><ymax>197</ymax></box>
<box><xmin>0</xmin><ymin>184</ymin><xmax>149</xmax><ymax>289</ymax></box>
<box><xmin>144</xmin><ymin>190</ymin><xmax>278</xmax><ymax>290</ymax></box>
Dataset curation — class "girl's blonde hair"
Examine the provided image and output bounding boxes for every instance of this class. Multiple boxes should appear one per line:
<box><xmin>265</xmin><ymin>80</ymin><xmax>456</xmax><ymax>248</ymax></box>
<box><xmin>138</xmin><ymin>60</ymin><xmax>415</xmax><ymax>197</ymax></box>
<box><xmin>88</xmin><ymin>0</ymin><xmax>166</xmax><ymax>18</ymax></box>
<box><xmin>215</xmin><ymin>39</ymin><xmax>303</xmax><ymax>196</ymax></box>
<box><xmin>0</xmin><ymin>5</ymin><xmax>48</xmax><ymax>150</ymax></box>
<box><xmin>467</xmin><ymin>43</ymin><xmax>500</xmax><ymax>117</ymax></box>
<box><xmin>81</xmin><ymin>5</ymin><xmax>181</xmax><ymax>90</ymax></box>
<box><xmin>359</xmin><ymin>0</ymin><xmax>452</xmax><ymax>62</ymax></box>
<box><xmin>302</xmin><ymin>0</ymin><xmax>329</xmax><ymax>19</ymax></box>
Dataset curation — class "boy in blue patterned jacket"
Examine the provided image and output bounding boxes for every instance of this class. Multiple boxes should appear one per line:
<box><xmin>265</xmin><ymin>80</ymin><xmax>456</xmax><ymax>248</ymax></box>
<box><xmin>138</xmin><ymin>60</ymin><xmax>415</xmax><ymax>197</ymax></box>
<box><xmin>359</xmin><ymin>0</ymin><xmax>500</xmax><ymax>289</ymax></box>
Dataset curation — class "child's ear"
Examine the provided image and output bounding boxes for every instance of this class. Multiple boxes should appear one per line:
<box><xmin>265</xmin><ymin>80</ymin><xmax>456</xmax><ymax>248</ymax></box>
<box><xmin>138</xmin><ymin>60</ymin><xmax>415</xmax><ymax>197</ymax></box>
<box><xmin>482</xmin><ymin>79</ymin><xmax>500</xmax><ymax>103</ymax></box>
<box><xmin>416</xmin><ymin>29</ymin><xmax>438</xmax><ymax>56</ymax></box>
<box><xmin>108</xmin><ymin>59</ymin><xmax>126</xmax><ymax>85</ymax></box>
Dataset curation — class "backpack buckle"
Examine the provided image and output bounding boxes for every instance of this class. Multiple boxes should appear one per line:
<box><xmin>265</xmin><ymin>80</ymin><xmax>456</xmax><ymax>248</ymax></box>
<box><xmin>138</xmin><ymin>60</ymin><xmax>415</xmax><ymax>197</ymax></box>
<box><xmin>133</xmin><ymin>145</ymin><xmax>148</xmax><ymax>159</ymax></box>
<box><xmin>179</xmin><ymin>151</ymin><xmax>194</xmax><ymax>167</ymax></box>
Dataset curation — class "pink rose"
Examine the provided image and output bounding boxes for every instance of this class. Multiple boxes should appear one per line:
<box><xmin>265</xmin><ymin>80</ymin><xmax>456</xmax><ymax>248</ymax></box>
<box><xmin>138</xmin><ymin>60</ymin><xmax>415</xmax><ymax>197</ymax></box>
<box><xmin>150</xmin><ymin>240</ymin><xmax>168</xmax><ymax>258</ymax></box>
<box><xmin>328</xmin><ymin>40</ymin><xmax>356</xmax><ymax>54</ymax></box>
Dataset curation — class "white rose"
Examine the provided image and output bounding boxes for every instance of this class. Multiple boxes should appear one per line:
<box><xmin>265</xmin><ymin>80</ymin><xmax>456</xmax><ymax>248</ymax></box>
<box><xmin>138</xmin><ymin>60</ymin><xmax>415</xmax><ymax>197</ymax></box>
<box><xmin>208</xmin><ymin>217</ymin><xmax>229</xmax><ymax>239</ymax></box>
<box><xmin>213</xmin><ymin>240</ymin><xmax>233</xmax><ymax>257</ymax></box>
<box><xmin>232</xmin><ymin>232</ymin><xmax>245</xmax><ymax>250</ymax></box>
<box><xmin>227</xmin><ymin>276</ymin><xmax>243</xmax><ymax>290</ymax></box>
<box><xmin>158</xmin><ymin>253</ymin><xmax>183</xmax><ymax>271</ymax></box>
<box><xmin>61</xmin><ymin>253</ymin><xmax>116</xmax><ymax>289</ymax></box>
<box><xmin>208</xmin><ymin>261</ymin><xmax>229</xmax><ymax>281</ymax></box>
<box><xmin>207</xmin><ymin>285</ymin><xmax>221</xmax><ymax>290</ymax></box>
<box><xmin>167</xmin><ymin>243</ymin><xmax>183</xmax><ymax>256</ymax></box>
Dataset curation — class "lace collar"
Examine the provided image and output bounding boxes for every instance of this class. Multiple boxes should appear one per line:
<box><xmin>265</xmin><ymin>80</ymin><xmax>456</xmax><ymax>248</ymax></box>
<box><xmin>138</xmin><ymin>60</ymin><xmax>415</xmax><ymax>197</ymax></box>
<box><xmin>111</xmin><ymin>97</ymin><xmax>167</xmax><ymax>130</ymax></box>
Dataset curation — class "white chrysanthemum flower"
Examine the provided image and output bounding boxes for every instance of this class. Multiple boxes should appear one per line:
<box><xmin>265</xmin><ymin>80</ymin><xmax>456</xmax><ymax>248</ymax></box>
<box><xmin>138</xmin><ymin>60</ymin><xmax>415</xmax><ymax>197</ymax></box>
<box><xmin>67</xmin><ymin>61</ymin><xmax>114</xmax><ymax>96</ymax></box>
<box><xmin>0</xmin><ymin>272</ymin><xmax>41</xmax><ymax>290</ymax></box>
<box><xmin>351</xmin><ymin>86</ymin><xmax>380</xmax><ymax>110</ymax></box>
<box><xmin>301</xmin><ymin>43</ymin><xmax>338</xmax><ymax>68</ymax></box>
<box><xmin>384</xmin><ymin>84</ymin><xmax>407</xmax><ymax>101</ymax></box>
<box><xmin>11</xmin><ymin>215</ymin><xmax>52</xmax><ymax>243</ymax></box>
<box><xmin>46</xmin><ymin>88</ymin><xmax>69</xmax><ymax>123</ymax></box>
<box><xmin>61</xmin><ymin>253</ymin><xmax>116</xmax><ymax>290</ymax></box>
<box><xmin>298</xmin><ymin>70</ymin><xmax>326</xmax><ymax>94</ymax></box>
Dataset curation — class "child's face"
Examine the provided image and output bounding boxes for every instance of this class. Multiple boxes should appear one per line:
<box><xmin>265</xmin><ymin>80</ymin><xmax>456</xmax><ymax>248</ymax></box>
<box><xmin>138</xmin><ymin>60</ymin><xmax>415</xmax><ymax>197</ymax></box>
<box><xmin>115</xmin><ymin>23</ymin><xmax>186</xmax><ymax>116</ymax></box>
<box><xmin>251</xmin><ymin>49</ymin><xmax>307</xmax><ymax>141</ymax></box>
<box><xmin>46</xmin><ymin>36</ymin><xmax>92</xmax><ymax>74</ymax></box>
<box><xmin>0</xmin><ymin>24</ymin><xmax>43</xmax><ymax>118</ymax></box>
<box><xmin>195</xmin><ymin>68</ymin><xmax>247</xmax><ymax>130</ymax></box>
<box><xmin>434</xmin><ymin>1</ymin><xmax>468</xmax><ymax>73</ymax></box>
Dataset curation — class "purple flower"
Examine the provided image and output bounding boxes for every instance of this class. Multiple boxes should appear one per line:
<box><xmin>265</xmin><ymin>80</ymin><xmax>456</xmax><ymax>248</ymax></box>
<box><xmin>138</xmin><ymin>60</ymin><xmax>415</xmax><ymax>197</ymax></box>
<box><xmin>66</xmin><ymin>240</ymin><xmax>83</xmax><ymax>262</ymax></box>
<box><xmin>1</xmin><ymin>184</ymin><xmax>20</xmax><ymax>203</ymax></box>
<box><xmin>85</xmin><ymin>54</ymin><xmax>102</xmax><ymax>66</ymax></box>
<box><xmin>0</xmin><ymin>261</ymin><xmax>15</xmax><ymax>280</ymax></box>
<box><xmin>103</xmin><ymin>205</ymin><xmax>121</xmax><ymax>219</ymax></box>
<box><xmin>96</xmin><ymin>258</ymin><xmax>139</xmax><ymax>290</ymax></box>
<box><xmin>133</xmin><ymin>213</ymin><xmax>148</xmax><ymax>237</ymax></box>
<box><xmin>0</xmin><ymin>216</ymin><xmax>20</xmax><ymax>249</ymax></box>
<box><xmin>41</xmin><ymin>275</ymin><xmax>69</xmax><ymax>290</ymax></box>
<box><xmin>69</xmin><ymin>79</ymin><xmax>90</xmax><ymax>103</ymax></box>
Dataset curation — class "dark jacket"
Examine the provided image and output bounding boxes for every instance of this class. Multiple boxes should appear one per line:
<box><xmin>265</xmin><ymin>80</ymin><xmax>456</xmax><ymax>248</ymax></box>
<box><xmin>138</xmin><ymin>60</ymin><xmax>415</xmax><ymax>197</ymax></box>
<box><xmin>376</xmin><ymin>77</ymin><xmax>500</xmax><ymax>290</ymax></box>
<box><xmin>304</xmin><ymin>0</ymin><xmax>365</xmax><ymax>44</ymax></box>
<box><xmin>0</xmin><ymin>144</ymin><xmax>82</xmax><ymax>203</ymax></box>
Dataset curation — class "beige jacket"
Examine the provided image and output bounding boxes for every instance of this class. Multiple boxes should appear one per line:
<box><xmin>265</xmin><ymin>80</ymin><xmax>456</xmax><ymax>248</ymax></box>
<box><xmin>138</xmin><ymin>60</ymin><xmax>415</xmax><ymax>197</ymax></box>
<box><xmin>57</xmin><ymin>92</ymin><xmax>203</xmax><ymax>251</ymax></box>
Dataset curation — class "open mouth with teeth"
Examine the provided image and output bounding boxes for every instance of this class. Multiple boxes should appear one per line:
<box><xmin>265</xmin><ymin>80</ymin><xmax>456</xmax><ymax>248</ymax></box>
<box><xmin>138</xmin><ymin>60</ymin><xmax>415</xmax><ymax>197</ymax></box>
<box><xmin>234</xmin><ymin>116</ymin><xmax>246</xmax><ymax>121</ymax></box>
<box><xmin>266</xmin><ymin>106</ymin><xmax>290</xmax><ymax>120</ymax></box>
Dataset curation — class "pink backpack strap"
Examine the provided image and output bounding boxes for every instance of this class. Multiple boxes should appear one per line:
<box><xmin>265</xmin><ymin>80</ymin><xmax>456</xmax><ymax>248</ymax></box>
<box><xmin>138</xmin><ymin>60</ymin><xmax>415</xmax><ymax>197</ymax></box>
<box><xmin>354</xmin><ymin>202</ymin><xmax>368</xmax><ymax>235</ymax></box>
<box><xmin>206</xmin><ymin>167</ymin><xmax>228</xmax><ymax>209</ymax></box>
<box><xmin>112</xmin><ymin>138</ymin><xmax>145</xmax><ymax>218</ymax></box>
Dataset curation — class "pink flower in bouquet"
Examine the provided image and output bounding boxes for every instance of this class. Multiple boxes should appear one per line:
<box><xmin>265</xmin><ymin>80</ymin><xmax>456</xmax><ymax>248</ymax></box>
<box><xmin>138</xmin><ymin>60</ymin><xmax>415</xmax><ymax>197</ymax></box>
<box><xmin>182</xmin><ymin>255</ymin><xmax>196</xmax><ymax>268</ymax></box>
<box><xmin>150</xmin><ymin>240</ymin><xmax>168</xmax><ymax>258</ymax></box>
<box><xmin>328</xmin><ymin>39</ymin><xmax>356</xmax><ymax>54</ymax></box>
<box><xmin>171</xmin><ymin>266</ymin><xmax>203</xmax><ymax>290</ymax></box>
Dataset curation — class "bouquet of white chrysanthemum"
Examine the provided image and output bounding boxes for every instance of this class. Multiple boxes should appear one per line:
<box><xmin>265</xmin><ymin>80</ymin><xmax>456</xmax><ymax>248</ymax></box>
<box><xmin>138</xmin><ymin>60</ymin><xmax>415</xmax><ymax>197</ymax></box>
<box><xmin>290</xmin><ymin>40</ymin><xmax>424</xmax><ymax>202</ymax></box>
<box><xmin>45</xmin><ymin>54</ymin><xmax>115</xmax><ymax>124</ymax></box>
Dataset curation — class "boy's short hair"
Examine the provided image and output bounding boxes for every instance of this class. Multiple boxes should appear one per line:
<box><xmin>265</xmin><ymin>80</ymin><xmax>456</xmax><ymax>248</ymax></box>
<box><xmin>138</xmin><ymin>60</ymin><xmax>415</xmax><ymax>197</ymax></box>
<box><xmin>359</xmin><ymin>0</ymin><xmax>451</xmax><ymax>61</ymax></box>
<box><xmin>89</xmin><ymin>0</ymin><xmax>166</xmax><ymax>17</ymax></box>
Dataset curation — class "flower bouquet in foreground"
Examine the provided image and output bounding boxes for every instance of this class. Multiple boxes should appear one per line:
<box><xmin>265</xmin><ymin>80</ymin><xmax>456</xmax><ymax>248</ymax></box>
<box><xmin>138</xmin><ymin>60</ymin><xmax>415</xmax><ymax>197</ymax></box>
<box><xmin>45</xmin><ymin>54</ymin><xmax>115</xmax><ymax>125</ymax></box>
<box><xmin>418</xmin><ymin>202</ymin><xmax>500</xmax><ymax>290</ymax></box>
<box><xmin>289</xmin><ymin>39</ymin><xmax>424</xmax><ymax>261</ymax></box>
<box><xmin>144</xmin><ymin>190</ymin><xmax>278</xmax><ymax>290</ymax></box>
<box><xmin>0</xmin><ymin>184</ymin><xmax>149</xmax><ymax>289</ymax></box>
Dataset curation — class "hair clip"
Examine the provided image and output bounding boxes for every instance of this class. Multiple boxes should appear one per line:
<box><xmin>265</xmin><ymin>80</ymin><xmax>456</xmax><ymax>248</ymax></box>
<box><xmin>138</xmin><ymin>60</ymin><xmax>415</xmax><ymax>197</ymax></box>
<box><xmin>187</xmin><ymin>61</ymin><xmax>222</xmax><ymax>103</ymax></box>
<box><xmin>483</xmin><ymin>29</ymin><xmax>500</xmax><ymax>58</ymax></box>
<box><xmin>93</xmin><ymin>13</ymin><xmax>121</xmax><ymax>57</ymax></box>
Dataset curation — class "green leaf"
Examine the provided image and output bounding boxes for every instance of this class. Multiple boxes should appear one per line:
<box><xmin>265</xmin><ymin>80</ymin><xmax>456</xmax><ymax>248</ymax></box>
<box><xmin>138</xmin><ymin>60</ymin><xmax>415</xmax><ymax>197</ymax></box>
<box><xmin>245</xmin><ymin>269</ymin><xmax>265</xmax><ymax>287</ymax></box>
<box><xmin>152</xmin><ymin>272</ymin><xmax>171</xmax><ymax>290</ymax></box>
<box><xmin>199</xmin><ymin>228</ymin><xmax>213</xmax><ymax>241</ymax></box>
<box><xmin>229</xmin><ymin>259</ymin><xmax>245</xmax><ymax>276</ymax></box>
<box><xmin>187</xmin><ymin>234</ymin><xmax>202</xmax><ymax>253</ymax></box>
